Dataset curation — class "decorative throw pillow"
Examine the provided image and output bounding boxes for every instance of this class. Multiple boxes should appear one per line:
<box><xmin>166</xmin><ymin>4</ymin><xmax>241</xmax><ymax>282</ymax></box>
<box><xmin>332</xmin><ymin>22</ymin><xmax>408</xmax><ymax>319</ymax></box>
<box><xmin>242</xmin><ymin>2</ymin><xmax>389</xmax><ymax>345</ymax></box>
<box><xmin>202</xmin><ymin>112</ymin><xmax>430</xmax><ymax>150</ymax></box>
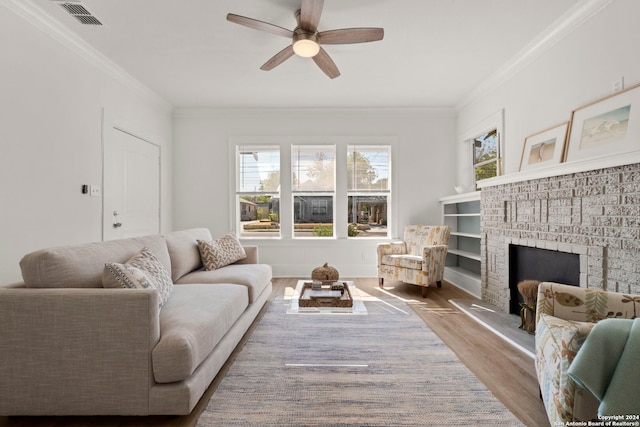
<box><xmin>197</xmin><ymin>233</ymin><xmax>246</xmax><ymax>271</ymax></box>
<box><xmin>103</xmin><ymin>247</ymin><xmax>173</xmax><ymax>308</ymax></box>
<box><xmin>103</xmin><ymin>263</ymin><xmax>155</xmax><ymax>290</ymax></box>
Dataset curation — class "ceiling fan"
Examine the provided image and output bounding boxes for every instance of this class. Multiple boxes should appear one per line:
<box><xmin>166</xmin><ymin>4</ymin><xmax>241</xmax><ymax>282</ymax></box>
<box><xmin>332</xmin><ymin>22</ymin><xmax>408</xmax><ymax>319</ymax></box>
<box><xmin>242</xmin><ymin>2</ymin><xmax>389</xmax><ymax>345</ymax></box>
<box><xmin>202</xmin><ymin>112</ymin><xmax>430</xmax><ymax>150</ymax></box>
<box><xmin>226</xmin><ymin>0</ymin><xmax>384</xmax><ymax>79</ymax></box>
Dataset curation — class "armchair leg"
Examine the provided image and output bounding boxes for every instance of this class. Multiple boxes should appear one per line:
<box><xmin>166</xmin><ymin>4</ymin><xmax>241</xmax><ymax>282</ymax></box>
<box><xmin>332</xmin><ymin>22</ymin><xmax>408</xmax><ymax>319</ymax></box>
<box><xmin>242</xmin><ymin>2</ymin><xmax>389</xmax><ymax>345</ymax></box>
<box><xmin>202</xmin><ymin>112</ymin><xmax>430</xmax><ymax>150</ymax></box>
<box><xmin>378</xmin><ymin>277</ymin><xmax>384</xmax><ymax>288</ymax></box>
<box><xmin>421</xmin><ymin>286</ymin><xmax>428</xmax><ymax>298</ymax></box>
<box><xmin>436</xmin><ymin>280</ymin><xmax>442</xmax><ymax>288</ymax></box>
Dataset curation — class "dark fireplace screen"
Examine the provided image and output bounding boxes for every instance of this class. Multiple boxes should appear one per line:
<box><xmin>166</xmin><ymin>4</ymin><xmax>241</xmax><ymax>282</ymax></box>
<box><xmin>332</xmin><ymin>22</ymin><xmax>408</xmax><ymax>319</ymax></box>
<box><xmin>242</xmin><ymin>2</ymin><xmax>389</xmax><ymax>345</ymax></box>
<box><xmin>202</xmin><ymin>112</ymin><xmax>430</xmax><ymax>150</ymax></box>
<box><xmin>508</xmin><ymin>245</ymin><xmax>580</xmax><ymax>315</ymax></box>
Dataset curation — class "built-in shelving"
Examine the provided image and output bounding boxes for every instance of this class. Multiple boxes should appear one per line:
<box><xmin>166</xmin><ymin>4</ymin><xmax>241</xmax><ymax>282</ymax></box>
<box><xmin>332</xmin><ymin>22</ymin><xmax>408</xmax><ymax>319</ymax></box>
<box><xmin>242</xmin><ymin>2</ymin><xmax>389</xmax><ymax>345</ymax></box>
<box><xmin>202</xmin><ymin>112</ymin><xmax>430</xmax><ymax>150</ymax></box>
<box><xmin>440</xmin><ymin>191</ymin><xmax>481</xmax><ymax>298</ymax></box>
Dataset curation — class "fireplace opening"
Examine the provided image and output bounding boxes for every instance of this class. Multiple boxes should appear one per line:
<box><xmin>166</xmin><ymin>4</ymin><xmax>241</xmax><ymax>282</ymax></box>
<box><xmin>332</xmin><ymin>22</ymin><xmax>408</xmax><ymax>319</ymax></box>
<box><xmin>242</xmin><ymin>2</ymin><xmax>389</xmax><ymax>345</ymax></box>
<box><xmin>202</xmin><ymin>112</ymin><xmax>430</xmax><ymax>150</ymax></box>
<box><xmin>508</xmin><ymin>245</ymin><xmax>580</xmax><ymax>315</ymax></box>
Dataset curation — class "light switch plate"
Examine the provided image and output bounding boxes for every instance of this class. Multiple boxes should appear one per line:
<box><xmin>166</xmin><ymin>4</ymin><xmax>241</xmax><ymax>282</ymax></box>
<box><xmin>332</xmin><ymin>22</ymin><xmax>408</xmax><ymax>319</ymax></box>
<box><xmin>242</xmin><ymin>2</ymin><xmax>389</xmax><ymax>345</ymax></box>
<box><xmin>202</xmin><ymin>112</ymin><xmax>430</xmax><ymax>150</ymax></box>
<box><xmin>89</xmin><ymin>185</ymin><xmax>101</xmax><ymax>197</ymax></box>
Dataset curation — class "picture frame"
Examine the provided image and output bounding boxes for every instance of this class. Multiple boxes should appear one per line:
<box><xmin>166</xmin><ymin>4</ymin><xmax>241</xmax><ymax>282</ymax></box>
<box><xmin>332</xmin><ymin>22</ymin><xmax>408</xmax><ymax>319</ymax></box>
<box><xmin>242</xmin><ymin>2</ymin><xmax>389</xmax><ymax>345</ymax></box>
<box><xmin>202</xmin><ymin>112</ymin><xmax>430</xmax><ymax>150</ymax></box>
<box><xmin>519</xmin><ymin>122</ymin><xmax>568</xmax><ymax>171</ymax></box>
<box><xmin>564</xmin><ymin>83</ymin><xmax>640</xmax><ymax>163</ymax></box>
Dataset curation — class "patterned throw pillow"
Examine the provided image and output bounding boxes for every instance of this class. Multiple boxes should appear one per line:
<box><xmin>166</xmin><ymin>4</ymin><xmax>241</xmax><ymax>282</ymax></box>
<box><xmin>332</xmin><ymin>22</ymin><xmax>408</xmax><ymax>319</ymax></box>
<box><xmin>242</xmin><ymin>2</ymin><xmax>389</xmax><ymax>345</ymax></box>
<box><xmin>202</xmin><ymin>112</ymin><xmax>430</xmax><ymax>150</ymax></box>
<box><xmin>103</xmin><ymin>247</ymin><xmax>173</xmax><ymax>308</ymax></box>
<box><xmin>197</xmin><ymin>233</ymin><xmax>246</xmax><ymax>271</ymax></box>
<box><xmin>103</xmin><ymin>263</ymin><xmax>155</xmax><ymax>290</ymax></box>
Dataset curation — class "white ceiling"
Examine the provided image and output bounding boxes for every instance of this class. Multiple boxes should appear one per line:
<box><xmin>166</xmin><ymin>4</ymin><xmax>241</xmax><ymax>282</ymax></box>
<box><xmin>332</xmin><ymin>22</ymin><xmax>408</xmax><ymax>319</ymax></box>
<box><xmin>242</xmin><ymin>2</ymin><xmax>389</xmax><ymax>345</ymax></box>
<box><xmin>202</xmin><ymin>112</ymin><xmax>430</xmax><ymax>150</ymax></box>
<box><xmin>29</xmin><ymin>0</ymin><xmax>583</xmax><ymax>109</ymax></box>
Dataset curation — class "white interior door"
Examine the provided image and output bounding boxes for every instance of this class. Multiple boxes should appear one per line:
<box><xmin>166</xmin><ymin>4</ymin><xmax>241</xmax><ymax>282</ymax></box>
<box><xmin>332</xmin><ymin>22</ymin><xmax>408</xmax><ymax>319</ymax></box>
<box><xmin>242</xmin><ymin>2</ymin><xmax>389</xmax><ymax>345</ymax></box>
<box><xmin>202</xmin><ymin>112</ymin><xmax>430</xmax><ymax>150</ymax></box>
<box><xmin>103</xmin><ymin>127</ymin><xmax>160</xmax><ymax>240</ymax></box>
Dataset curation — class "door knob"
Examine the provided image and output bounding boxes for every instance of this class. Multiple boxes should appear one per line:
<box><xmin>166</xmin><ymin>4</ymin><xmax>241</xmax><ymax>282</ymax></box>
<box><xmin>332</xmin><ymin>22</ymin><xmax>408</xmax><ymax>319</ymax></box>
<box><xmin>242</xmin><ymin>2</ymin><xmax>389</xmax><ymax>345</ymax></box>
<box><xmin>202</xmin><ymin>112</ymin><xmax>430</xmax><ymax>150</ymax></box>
<box><xmin>113</xmin><ymin>222</ymin><xmax>123</xmax><ymax>228</ymax></box>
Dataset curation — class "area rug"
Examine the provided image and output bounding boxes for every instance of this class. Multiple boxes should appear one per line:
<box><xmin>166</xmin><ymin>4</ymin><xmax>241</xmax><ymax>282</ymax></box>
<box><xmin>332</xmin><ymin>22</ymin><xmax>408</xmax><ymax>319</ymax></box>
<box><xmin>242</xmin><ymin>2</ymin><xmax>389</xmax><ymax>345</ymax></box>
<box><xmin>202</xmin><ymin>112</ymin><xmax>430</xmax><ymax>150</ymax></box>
<box><xmin>196</xmin><ymin>296</ymin><xmax>524</xmax><ymax>426</ymax></box>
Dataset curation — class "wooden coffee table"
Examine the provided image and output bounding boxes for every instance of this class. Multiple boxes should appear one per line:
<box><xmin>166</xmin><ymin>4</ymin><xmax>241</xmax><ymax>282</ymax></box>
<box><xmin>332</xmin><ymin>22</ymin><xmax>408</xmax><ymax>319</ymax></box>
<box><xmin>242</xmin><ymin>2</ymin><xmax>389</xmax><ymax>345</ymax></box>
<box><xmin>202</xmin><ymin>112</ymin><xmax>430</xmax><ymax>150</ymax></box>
<box><xmin>287</xmin><ymin>280</ymin><xmax>367</xmax><ymax>315</ymax></box>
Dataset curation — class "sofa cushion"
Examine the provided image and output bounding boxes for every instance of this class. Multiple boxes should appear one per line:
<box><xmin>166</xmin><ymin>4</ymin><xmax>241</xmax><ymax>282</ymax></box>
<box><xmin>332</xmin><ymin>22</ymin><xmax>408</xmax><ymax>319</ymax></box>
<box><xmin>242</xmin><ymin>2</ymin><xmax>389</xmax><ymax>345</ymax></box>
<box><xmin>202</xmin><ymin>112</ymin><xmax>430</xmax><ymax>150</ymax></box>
<box><xmin>103</xmin><ymin>248</ymin><xmax>174</xmax><ymax>308</ymax></box>
<box><xmin>175</xmin><ymin>264</ymin><xmax>272</xmax><ymax>304</ymax></box>
<box><xmin>197</xmin><ymin>233</ymin><xmax>246</xmax><ymax>271</ymax></box>
<box><xmin>20</xmin><ymin>235</ymin><xmax>171</xmax><ymax>288</ymax></box>
<box><xmin>152</xmin><ymin>283</ymin><xmax>249</xmax><ymax>384</ymax></box>
<box><xmin>164</xmin><ymin>228</ymin><xmax>212</xmax><ymax>282</ymax></box>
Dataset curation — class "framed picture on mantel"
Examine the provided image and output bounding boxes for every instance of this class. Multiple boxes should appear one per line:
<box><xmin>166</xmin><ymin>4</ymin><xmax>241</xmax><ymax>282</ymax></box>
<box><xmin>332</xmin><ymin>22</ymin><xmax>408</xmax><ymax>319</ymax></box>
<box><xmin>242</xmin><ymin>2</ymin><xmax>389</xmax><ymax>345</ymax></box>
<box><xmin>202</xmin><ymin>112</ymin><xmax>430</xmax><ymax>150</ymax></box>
<box><xmin>519</xmin><ymin>122</ymin><xmax>568</xmax><ymax>171</ymax></box>
<box><xmin>564</xmin><ymin>82</ymin><xmax>640</xmax><ymax>163</ymax></box>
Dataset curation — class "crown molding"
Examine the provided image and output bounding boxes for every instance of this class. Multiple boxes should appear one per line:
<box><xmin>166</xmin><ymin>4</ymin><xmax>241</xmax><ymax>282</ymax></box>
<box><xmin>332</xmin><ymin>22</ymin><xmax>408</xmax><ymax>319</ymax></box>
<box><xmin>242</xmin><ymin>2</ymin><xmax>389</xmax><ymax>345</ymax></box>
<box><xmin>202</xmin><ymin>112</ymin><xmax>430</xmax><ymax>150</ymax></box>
<box><xmin>173</xmin><ymin>106</ymin><xmax>456</xmax><ymax>119</ymax></box>
<box><xmin>456</xmin><ymin>0</ymin><xmax>613</xmax><ymax>112</ymax></box>
<box><xmin>2</xmin><ymin>0</ymin><xmax>173</xmax><ymax>113</ymax></box>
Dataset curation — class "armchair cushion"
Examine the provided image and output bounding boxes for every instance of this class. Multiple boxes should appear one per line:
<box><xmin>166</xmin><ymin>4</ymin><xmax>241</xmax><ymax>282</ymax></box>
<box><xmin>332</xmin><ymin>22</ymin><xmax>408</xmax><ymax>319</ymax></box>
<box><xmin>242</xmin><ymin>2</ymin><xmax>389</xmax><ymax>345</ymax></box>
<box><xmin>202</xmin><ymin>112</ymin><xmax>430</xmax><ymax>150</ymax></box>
<box><xmin>381</xmin><ymin>254</ymin><xmax>422</xmax><ymax>270</ymax></box>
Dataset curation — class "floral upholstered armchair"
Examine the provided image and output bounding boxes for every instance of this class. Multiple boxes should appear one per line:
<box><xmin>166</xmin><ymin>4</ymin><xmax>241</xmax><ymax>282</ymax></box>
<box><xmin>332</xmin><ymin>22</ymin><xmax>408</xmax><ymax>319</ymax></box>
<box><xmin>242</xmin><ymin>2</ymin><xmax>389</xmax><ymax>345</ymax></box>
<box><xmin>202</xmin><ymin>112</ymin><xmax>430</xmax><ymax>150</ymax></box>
<box><xmin>535</xmin><ymin>282</ymin><xmax>640</xmax><ymax>425</ymax></box>
<box><xmin>377</xmin><ymin>225</ymin><xmax>450</xmax><ymax>298</ymax></box>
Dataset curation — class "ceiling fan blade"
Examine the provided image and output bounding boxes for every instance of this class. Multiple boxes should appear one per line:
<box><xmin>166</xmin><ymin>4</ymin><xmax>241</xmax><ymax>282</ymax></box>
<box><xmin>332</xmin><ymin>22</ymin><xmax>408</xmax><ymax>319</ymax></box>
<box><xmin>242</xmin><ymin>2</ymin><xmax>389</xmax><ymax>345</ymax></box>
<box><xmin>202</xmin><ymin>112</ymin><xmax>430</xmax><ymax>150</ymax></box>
<box><xmin>318</xmin><ymin>28</ymin><xmax>384</xmax><ymax>44</ymax></box>
<box><xmin>227</xmin><ymin>13</ymin><xmax>293</xmax><ymax>38</ymax></box>
<box><xmin>312</xmin><ymin>48</ymin><xmax>340</xmax><ymax>79</ymax></box>
<box><xmin>299</xmin><ymin>0</ymin><xmax>323</xmax><ymax>32</ymax></box>
<box><xmin>260</xmin><ymin>45</ymin><xmax>295</xmax><ymax>71</ymax></box>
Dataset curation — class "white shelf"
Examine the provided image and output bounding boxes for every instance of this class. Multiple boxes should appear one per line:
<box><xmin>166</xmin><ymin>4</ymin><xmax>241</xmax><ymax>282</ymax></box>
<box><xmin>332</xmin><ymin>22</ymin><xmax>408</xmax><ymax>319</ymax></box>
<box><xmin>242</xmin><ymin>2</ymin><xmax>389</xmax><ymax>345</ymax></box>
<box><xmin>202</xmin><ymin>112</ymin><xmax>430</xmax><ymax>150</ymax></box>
<box><xmin>447</xmin><ymin>249</ymin><xmax>482</xmax><ymax>261</ymax></box>
<box><xmin>444</xmin><ymin>267</ymin><xmax>481</xmax><ymax>299</ymax></box>
<box><xmin>451</xmin><ymin>231</ymin><xmax>481</xmax><ymax>239</ymax></box>
<box><xmin>443</xmin><ymin>213</ymin><xmax>481</xmax><ymax>217</ymax></box>
<box><xmin>440</xmin><ymin>192</ymin><xmax>481</xmax><ymax>296</ymax></box>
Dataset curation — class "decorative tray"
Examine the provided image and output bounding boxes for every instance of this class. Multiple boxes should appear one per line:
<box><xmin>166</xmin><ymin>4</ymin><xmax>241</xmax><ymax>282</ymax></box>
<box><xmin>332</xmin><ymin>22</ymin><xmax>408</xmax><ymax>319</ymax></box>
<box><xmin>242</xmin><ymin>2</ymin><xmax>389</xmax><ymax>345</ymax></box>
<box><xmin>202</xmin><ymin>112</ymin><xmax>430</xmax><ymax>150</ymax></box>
<box><xmin>298</xmin><ymin>281</ymin><xmax>353</xmax><ymax>308</ymax></box>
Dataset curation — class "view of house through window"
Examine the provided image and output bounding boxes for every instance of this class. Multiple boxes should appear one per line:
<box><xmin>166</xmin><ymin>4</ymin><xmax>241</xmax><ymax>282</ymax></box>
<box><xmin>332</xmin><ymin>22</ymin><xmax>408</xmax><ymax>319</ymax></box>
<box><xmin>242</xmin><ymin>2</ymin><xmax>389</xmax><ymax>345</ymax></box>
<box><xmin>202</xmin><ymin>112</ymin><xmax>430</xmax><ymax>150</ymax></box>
<box><xmin>236</xmin><ymin>145</ymin><xmax>280</xmax><ymax>238</ymax></box>
<box><xmin>235</xmin><ymin>142</ymin><xmax>391</xmax><ymax>239</ymax></box>
<box><xmin>292</xmin><ymin>145</ymin><xmax>336</xmax><ymax>238</ymax></box>
<box><xmin>347</xmin><ymin>145</ymin><xmax>390</xmax><ymax>238</ymax></box>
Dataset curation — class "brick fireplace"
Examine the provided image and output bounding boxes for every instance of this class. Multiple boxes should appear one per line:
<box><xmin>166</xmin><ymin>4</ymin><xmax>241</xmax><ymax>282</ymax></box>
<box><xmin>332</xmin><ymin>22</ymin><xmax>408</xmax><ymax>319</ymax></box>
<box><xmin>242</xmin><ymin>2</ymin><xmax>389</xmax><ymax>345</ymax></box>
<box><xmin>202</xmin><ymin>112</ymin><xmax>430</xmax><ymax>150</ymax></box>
<box><xmin>480</xmin><ymin>163</ymin><xmax>640</xmax><ymax>313</ymax></box>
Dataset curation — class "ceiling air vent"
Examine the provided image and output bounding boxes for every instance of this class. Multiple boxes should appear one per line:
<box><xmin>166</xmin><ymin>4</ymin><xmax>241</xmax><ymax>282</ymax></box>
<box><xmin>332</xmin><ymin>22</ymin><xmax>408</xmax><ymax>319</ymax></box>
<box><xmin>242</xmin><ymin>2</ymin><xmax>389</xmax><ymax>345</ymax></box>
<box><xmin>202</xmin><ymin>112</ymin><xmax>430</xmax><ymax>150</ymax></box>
<box><xmin>54</xmin><ymin>1</ymin><xmax>103</xmax><ymax>26</ymax></box>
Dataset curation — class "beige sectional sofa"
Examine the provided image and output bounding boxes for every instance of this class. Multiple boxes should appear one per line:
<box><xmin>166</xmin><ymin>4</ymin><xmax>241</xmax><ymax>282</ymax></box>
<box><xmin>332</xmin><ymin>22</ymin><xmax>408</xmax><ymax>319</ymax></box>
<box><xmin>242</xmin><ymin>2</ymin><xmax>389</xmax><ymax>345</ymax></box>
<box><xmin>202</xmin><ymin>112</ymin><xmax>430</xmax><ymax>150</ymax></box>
<box><xmin>0</xmin><ymin>228</ymin><xmax>272</xmax><ymax>416</ymax></box>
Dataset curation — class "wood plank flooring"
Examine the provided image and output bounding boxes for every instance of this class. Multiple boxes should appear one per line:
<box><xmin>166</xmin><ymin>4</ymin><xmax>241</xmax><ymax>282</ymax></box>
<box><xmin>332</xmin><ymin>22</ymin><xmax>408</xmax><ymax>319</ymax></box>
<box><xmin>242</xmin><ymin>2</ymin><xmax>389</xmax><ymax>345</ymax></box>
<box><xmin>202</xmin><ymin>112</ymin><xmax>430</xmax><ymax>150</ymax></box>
<box><xmin>0</xmin><ymin>278</ymin><xmax>549</xmax><ymax>427</ymax></box>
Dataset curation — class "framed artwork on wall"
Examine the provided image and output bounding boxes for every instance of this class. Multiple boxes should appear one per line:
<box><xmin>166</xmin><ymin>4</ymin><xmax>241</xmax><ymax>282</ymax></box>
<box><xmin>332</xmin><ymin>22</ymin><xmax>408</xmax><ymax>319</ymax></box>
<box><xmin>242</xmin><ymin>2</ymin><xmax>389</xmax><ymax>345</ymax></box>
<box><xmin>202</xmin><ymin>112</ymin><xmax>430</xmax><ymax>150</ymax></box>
<box><xmin>564</xmin><ymin>83</ymin><xmax>640</xmax><ymax>163</ymax></box>
<box><xmin>519</xmin><ymin>122</ymin><xmax>568</xmax><ymax>171</ymax></box>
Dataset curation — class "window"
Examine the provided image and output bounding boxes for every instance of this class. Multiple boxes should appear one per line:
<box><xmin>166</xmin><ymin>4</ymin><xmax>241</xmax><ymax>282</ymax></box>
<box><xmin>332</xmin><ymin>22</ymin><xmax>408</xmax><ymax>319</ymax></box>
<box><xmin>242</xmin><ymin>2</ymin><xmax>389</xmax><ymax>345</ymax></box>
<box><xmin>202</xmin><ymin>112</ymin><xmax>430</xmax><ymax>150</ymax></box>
<box><xmin>347</xmin><ymin>145</ymin><xmax>391</xmax><ymax>238</ymax></box>
<box><xmin>233</xmin><ymin>139</ymin><xmax>393</xmax><ymax>240</ymax></box>
<box><xmin>462</xmin><ymin>109</ymin><xmax>503</xmax><ymax>189</ymax></box>
<box><xmin>291</xmin><ymin>145</ymin><xmax>335</xmax><ymax>238</ymax></box>
<box><xmin>473</xmin><ymin>129</ymin><xmax>498</xmax><ymax>182</ymax></box>
<box><xmin>236</xmin><ymin>145</ymin><xmax>280</xmax><ymax>238</ymax></box>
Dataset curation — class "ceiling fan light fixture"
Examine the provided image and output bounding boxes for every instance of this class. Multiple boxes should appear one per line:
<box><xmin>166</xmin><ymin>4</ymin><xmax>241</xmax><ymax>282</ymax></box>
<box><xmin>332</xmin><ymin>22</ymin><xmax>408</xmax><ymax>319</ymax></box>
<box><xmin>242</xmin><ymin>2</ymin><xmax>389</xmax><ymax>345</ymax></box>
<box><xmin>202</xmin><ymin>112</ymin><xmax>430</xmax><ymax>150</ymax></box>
<box><xmin>292</xmin><ymin>34</ymin><xmax>319</xmax><ymax>57</ymax></box>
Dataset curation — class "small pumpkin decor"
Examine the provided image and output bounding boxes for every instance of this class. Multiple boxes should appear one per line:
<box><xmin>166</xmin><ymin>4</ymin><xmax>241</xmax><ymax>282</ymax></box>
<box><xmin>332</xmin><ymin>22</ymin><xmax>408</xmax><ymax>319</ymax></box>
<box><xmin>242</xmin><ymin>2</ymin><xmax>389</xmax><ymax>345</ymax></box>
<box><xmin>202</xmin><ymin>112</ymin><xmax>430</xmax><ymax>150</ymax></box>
<box><xmin>311</xmin><ymin>262</ymin><xmax>339</xmax><ymax>283</ymax></box>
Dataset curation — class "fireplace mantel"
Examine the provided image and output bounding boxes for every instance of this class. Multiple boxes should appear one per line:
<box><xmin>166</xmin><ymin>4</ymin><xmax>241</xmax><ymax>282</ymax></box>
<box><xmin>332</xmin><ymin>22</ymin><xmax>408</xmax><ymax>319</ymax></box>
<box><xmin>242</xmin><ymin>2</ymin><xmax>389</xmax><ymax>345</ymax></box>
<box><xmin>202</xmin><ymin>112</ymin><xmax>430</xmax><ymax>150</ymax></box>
<box><xmin>477</xmin><ymin>150</ymin><xmax>640</xmax><ymax>188</ymax></box>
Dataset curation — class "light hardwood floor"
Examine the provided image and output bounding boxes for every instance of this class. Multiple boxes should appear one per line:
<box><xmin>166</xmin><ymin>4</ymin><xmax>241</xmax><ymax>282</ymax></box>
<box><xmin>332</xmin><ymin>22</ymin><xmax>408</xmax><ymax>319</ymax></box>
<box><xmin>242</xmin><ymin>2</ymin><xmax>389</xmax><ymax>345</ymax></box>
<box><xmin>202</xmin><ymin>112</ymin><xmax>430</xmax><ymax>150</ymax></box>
<box><xmin>0</xmin><ymin>278</ymin><xmax>549</xmax><ymax>427</ymax></box>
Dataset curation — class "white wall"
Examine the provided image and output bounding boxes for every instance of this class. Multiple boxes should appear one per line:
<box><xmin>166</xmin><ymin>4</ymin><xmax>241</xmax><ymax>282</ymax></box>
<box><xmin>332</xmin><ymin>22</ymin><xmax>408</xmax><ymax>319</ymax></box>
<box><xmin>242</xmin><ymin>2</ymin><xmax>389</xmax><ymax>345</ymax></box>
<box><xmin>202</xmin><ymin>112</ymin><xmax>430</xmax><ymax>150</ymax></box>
<box><xmin>456</xmin><ymin>0</ymin><xmax>640</xmax><ymax>181</ymax></box>
<box><xmin>0</xmin><ymin>6</ymin><xmax>173</xmax><ymax>284</ymax></box>
<box><xmin>173</xmin><ymin>108</ymin><xmax>456</xmax><ymax>277</ymax></box>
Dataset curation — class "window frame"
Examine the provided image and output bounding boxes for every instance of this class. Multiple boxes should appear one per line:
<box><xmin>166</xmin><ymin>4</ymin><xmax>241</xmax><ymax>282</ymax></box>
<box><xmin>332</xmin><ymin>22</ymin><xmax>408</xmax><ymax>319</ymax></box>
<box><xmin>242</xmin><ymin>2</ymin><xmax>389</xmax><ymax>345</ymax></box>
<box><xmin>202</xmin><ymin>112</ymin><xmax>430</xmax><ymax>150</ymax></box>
<box><xmin>291</xmin><ymin>144</ymin><xmax>336</xmax><ymax>239</ymax></box>
<box><xmin>230</xmin><ymin>136</ymin><xmax>397</xmax><ymax>241</ymax></box>
<box><xmin>235</xmin><ymin>144</ymin><xmax>281</xmax><ymax>239</ymax></box>
<box><xmin>346</xmin><ymin>145</ymin><xmax>392</xmax><ymax>239</ymax></box>
<box><xmin>460</xmin><ymin>109</ymin><xmax>504</xmax><ymax>190</ymax></box>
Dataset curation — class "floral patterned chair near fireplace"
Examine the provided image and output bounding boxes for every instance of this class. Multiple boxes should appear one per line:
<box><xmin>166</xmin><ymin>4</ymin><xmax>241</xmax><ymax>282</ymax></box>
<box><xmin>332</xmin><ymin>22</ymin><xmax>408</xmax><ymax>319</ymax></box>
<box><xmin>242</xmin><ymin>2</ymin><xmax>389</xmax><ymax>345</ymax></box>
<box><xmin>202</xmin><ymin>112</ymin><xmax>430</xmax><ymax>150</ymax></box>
<box><xmin>535</xmin><ymin>282</ymin><xmax>640</xmax><ymax>425</ymax></box>
<box><xmin>377</xmin><ymin>225</ymin><xmax>450</xmax><ymax>298</ymax></box>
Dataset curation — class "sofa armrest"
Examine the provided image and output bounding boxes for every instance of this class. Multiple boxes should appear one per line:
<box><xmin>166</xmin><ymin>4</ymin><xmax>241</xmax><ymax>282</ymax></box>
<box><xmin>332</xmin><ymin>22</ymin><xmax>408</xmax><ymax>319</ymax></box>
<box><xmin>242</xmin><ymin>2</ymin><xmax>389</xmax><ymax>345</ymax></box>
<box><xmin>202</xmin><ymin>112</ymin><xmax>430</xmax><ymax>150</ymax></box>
<box><xmin>0</xmin><ymin>288</ymin><xmax>160</xmax><ymax>415</ymax></box>
<box><xmin>234</xmin><ymin>245</ymin><xmax>258</xmax><ymax>264</ymax></box>
<box><xmin>536</xmin><ymin>282</ymin><xmax>639</xmax><ymax>326</ymax></box>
